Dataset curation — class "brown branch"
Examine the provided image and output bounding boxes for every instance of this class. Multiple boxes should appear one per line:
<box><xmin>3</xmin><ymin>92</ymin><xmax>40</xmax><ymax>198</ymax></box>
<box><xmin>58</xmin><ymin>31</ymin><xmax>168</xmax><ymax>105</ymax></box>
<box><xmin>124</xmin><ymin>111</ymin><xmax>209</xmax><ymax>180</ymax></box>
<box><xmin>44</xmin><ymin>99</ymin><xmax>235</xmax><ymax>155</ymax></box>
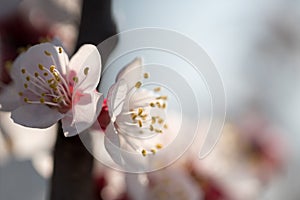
<box><xmin>49</xmin><ymin>0</ymin><xmax>117</xmax><ymax>199</ymax></box>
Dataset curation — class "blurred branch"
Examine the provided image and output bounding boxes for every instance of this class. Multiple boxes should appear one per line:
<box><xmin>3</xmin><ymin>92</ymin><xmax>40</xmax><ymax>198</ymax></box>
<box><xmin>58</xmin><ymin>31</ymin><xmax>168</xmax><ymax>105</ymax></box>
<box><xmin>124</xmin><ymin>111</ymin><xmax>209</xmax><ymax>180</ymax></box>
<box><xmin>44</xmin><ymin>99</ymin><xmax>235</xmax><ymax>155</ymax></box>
<box><xmin>50</xmin><ymin>0</ymin><xmax>117</xmax><ymax>199</ymax></box>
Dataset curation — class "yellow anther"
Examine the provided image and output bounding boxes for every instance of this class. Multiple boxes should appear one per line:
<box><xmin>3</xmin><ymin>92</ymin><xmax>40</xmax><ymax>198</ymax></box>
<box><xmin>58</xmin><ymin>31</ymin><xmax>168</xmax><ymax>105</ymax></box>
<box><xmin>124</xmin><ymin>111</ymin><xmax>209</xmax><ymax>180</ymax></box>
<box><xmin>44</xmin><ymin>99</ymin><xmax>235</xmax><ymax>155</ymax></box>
<box><xmin>38</xmin><ymin>64</ymin><xmax>44</xmax><ymax>70</ymax></box>
<box><xmin>40</xmin><ymin>98</ymin><xmax>45</xmax><ymax>104</ymax></box>
<box><xmin>141</xmin><ymin>114</ymin><xmax>148</xmax><ymax>120</ymax></box>
<box><xmin>163</xmin><ymin>124</ymin><xmax>168</xmax><ymax>129</ymax></box>
<box><xmin>73</xmin><ymin>76</ymin><xmax>78</xmax><ymax>83</ymax></box>
<box><xmin>84</xmin><ymin>67</ymin><xmax>89</xmax><ymax>75</ymax></box>
<box><xmin>41</xmin><ymin>93</ymin><xmax>46</xmax><ymax>96</ymax></box>
<box><xmin>135</xmin><ymin>81</ymin><xmax>142</xmax><ymax>88</ymax></box>
<box><xmin>52</xmin><ymin>98</ymin><xmax>58</xmax><ymax>103</ymax></box>
<box><xmin>162</xmin><ymin>103</ymin><xmax>166</xmax><ymax>109</ymax></box>
<box><xmin>151</xmin><ymin>117</ymin><xmax>156</xmax><ymax>124</ymax></box>
<box><xmin>156</xmin><ymin>144</ymin><xmax>163</xmax><ymax>149</ymax></box>
<box><xmin>23</xmin><ymin>97</ymin><xmax>29</xmax><ymax>103</ymax></box>
<box><xmin>48</xmin><ymin>79</ymin><xmax>54</xmax><ymax>83</ymax></box>
<box><xmin>142</xmin><ymin>149</ymin><xmax>147</xmax><ymax>157</ymax></box>
<box><xmin>158</xmin><ymin>118</ymin><xmax>164</xmax><ymax>124</ymax></box>
<box><xmin>34</xmin><ymin>72</ymin><xmax>39</xmax><ymax>77</ymax></box>
<box><xmin>24</xmin><ymin>83</ymin><xmax>28</xmax><ymax>89</ymax></box>
<box><xmin>138</xmin><ymin>120</ymin><xmax>143</xmax><ymax>127</ymax></box>
<box><xmin>154</xmin><ymin>87</ymin><xmax>161</xmax><ymax>92</ymax></box>
<box><xmin>26</xmin><ymin>76</ymin><xmax>30</xmax><ymax>81</ymax></box>
<box><xmin>138</xmin><ymin>108</ymin><xmax>143</xmax><ymax>115</ymax></box>
<box><xmin>150</xmin><ymin>102</ymin><xmax>155</xmax><ymax>107</ymax></box>
<box><xmin>150</xmin><ymin>149</ymin><xmax>156</xmax><ymax>154</ymax></box>
<box><xmin>156</xmin><ymin>96</ymin><xmax>168</xmax><ymax>100</ymax></box>
<box><xmin>156</xmin><ymin>102</ymin><xmax>161</xmax><ymax>108</ymax></box>
<box><xmin>149</xmin><ymin>125</ymin><xmax>154</xmax><ymax>131</ymax></box>
<box><xmin>155</xmin><ymin>129</ymin><xmax>163</xmax><ymax>134</ymax></box>
<box><xmin>58</xmin><ymin>47</ymin><xmax>63</xmax><ymax>54</ymax></box>
<box><xmin>43</xmin><ymin>72</ymin><xmax>48</xmax><ymax>76</ymax></box>
<box><xmin>50</xmin><ymin>83</ymin><xmax>57</xmax><ymax>89</ymax></box>
<box><xmin>18</xmin><ymin>92</ymin><xmax>23</xmax><ymax>96</ymax></box>
<box><xmin>21</xmin><ymin>69</ymin><xmax>26</xmax><ymax>74</ymax></box>
<box><xmin>50</xmin><ymin>65</ymin><xmax>56</xmax><ymax>72</ymax></box>
<box><xmin>131</xmin><ymin>113</ymin><xmax>138</xmax><ymax>121</ymax></box>
<box><xmin>143</xmin><ymin>73</ymin><xmax>149</xmax><ymax>79</ymax></box>
<box><xmin>44</xmin><ymin>50</ymin><xmax>51</xmax><ymax>56</ymax></box>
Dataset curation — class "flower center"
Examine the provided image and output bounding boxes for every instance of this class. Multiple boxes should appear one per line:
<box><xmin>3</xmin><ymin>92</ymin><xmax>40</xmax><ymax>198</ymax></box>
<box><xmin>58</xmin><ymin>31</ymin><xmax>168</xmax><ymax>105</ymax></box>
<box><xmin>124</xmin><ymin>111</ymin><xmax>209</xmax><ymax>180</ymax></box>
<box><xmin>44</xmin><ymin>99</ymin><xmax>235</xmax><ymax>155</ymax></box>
<box><xmin>114</xmin><ymin>72</ymin><xmax>169</xmax><ymax>157</ymax></box>
<box><xmin>18</xmin><ymin>59</ymin><xmax>72</xmax><ymax>113</ymax></box>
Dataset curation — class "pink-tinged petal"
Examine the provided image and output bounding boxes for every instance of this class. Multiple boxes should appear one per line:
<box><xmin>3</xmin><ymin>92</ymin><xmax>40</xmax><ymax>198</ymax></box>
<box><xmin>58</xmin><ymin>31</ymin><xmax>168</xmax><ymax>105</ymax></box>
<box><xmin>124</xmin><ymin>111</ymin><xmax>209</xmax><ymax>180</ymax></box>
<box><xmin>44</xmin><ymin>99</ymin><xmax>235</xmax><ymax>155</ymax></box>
<box><xmin>116</xmin><ymin>57</ymin><xmax>143</xmax><ymax>89</ymax></box>
<box><xmin>107</xmin><ymin>80</ymin><xmax>128</xmax><ymax>120</ymax></box>
<box><xmin>11</xmin><ymin>104</ymin><xmax>63</xmax><ymax>128</ymax></box>
<box><xmin>104</xmin><ymin>123</ymin><xmax>123</xmax><ymax>165</ymax></box>
<box><xmin>0</xmin><ymin>84</ymin><xmax>21</xmax><ymax>111</ymax></box>
<box><xmin>69</xmin><ymin>44</ymin><xmax>101</xmax><ymax>92</ymax></box>
<box><xmin>62</xmin><ymin>91</ymin><xmax>102</xmax><ymax>137</ymax></box>
<box><xmin>61</xmin><ymin>111</ymin><xmax>78</xmax><ymax>137</ymax></box>
<box><xmin>19</xmin><ymin>43</ymin><xmax>69</xmax><ymax>77</ymax></box>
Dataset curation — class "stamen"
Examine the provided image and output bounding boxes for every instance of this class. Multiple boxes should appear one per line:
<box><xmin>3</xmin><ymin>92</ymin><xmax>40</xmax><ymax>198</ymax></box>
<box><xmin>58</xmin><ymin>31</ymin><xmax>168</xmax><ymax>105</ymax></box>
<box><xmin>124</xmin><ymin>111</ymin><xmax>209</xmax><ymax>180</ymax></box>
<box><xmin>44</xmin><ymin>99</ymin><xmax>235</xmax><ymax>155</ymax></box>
<box><xmin>135</xmin><ymin>81</ymin><xmax>142</xmax><ymax>88</ymax></box>
<box><xmin>26</xmin><ymin>76</ymin><xmax>30</xmax><ymax>81</ymax></box>
<box><xmin>150</xmin><ymin>149</ymin><xmax>156</xmax><ymax>154</ymax></box>
<box><xmin>58</xmin><ymin>47</ymin><xmax>63</xmax><ymax>54</ymax></box>
<box><xmin>21</xmin><ymin>69</ymin><xmax>26</xmax><ymax>74</ymax></box>
<box><xmin>149</xmin><ymin>125</ymin><xmax>154</xmax><ymax>131</ymax></box>
<box><xmin>44</xmin><ymin>50</ymin><xmax>52</xmax><ymax>56</ymax></box>
<box><xmin>156</xmin><ymin>144</ymin><xmax>163</xmax><ymax>149</ymax></box>
<box><xmin>40</xmin><ymin>98</ymin><xmax>45</xmax><ymax>104</ymax></box>
<box><xmin>138</xmin><ymin>120</ymin><xmax>143</xmax><ymax>127</ymax></box>
<box><xmin>150</xmin><ymin>102</ymin><xmax>155</xmax><ymax>107</ymax></box>
<box><xmin>38</xmin><ymin>64</ymin><xmax>44</xmax><ymax>70</ymax></box>
<box><xmin>138</xmin><ymin>108</ymin><xmax>143</xmax><ymax>115</ymax></box>
<box><xmin>50</xmin><ymin>65</ymin><xmax>55</xmax><ymax>73</ymax></box>
<box><xmin>154</xmin><ymin>87</ymin><xmax>161</xmax><ymax>92</ymax></box>
<box><xmin>18</xmin><ymin>92</ymin><xmax>23</xmax><ymax>96</ymax></box>
<box><xmin>24</xmin><ymin>83</ymin><xmax>28</xmax><ymax>88</ymax></box>
<box><xmin>141</xmin><ymin>149</ymin><xmax>147</xmax><ymax>157</ymax></box>
<box><xmin>73</xmin><ymin>76</ymin><xmax>78</xmax><ymax>83</ymax></box>
<box><xmin>143</xmin><ymin>73</ymin><xmax>149</xmax><ymax>79</ymax></box>
<box><xmin>84</xmin><ymin>67</ymin><xmax>89</xmax><ymax>75</ymax></box>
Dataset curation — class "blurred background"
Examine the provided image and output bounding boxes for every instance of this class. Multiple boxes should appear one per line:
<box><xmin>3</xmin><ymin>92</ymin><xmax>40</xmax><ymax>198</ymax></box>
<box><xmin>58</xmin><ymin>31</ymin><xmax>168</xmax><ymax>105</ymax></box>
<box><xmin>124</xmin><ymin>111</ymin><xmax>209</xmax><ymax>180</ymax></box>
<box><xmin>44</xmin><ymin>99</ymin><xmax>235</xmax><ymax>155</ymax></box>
<box><xmin>0</xmin><ymin>0</ymin><xmax>299</xmax><ymax>199</ymax></box>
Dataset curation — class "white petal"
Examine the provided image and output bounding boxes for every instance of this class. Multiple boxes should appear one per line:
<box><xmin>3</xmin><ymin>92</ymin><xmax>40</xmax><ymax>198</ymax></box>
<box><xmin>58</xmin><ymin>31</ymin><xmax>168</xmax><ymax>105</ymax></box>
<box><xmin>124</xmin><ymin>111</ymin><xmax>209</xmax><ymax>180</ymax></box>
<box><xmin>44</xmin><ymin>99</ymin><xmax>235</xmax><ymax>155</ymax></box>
<box><xmin>104</xmin><ymin>123</ymin><xmax>123</xmax><ymax>166</ymax></box>
<box><xmin>116</xmin><ymin>57</ymin><xmax>143</xmax><ymax>89</ymax></box>
<box><xmin>0</xmin><ymin>84</ymin><xmax>21</xmax><ymax>111</ymax></box>
<box><xmin>62</xmin><ymin>91</ymin><xmax>102</xmax><ymax>137</ymax></box>
<box><xmin>10</xmin><ymin>52</ymin><xmax>25</xmax><ymax>91</ymax></box>
<box><xmin>11</xmin><ymin>104</ymin><xmax>63</xmax><ymax>128</ymax></box>
<box><xmin>19</xmin><ymin>43</ymin><xmax>69</xmax><ymax>77</ymax></box>
<box><xmin>69</xmin><ymin>44</ymin><xmax>101</xmax><ymax>92</ymax></box>
<box><xmin>107</xmin><ymin>79</ymin><xmax>128</xmax><ymax>120</ymax></box>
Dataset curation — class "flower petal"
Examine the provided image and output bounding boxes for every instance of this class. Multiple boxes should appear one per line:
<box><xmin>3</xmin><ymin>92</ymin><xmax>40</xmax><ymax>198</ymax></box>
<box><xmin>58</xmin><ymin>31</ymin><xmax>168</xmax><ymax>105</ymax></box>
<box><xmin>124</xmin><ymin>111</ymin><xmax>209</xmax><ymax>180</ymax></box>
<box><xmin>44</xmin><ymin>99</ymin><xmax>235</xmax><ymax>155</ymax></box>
<box><xmin>116</xmin><ymin>57</ymin><xmax>143</xmax><ymax>89</ymax></box>
<box><xmin>104</xmin><ymin>123</ymin><xmax>123</xmax><ymax>165</ymax></box>
<box><xmin>69</xmin><ymin>44</ymin><xmax>101</xmax><ymax>92</ymax></box>
<box><xmin>11</xmin><ymin>104</ymin><xmax>63</xmax><ymax>128</ymax></box>
<box><xmin>107</xmin><ymin>79</ymin><xmax>128</xmax><ymax>120</ymax></box>
<box><xmin>18</xmin><ymin>43</ymin><xmax>69</xmax><ymax>78</ymax></box>
<box><xmin>62</xmin><ymin>91</ymin><xmax>102</xmax><ymax>137</ymax></box>
<box><xmin>0</xmin><ymin>84</ymin><xmax>21</xmax><ymax>111</ymax></box>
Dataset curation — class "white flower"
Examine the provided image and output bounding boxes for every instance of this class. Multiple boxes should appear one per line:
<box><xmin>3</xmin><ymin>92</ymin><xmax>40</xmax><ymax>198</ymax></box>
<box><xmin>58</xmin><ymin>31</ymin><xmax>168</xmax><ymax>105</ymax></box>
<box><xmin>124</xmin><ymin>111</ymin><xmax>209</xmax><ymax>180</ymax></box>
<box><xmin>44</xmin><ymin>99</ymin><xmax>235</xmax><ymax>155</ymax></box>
<box><xmin>8</xmin><ymin>42</ymin><xmax>102</xmax><ymax>136</ymax></box>
<box><xmin>104</xmin><ymin>58</ymin><xmax>170</xmax><ymax>165</ymax></box>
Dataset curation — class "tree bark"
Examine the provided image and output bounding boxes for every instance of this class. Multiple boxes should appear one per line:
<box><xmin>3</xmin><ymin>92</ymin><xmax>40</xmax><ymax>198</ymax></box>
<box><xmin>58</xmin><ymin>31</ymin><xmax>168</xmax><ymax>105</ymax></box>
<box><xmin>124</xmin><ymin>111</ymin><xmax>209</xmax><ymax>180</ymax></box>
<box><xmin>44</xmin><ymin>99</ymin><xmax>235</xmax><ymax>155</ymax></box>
<box><xmin>50</xmin><ymin>0</ymin><xmax>117</xmax><ymax>199</ymax></box>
